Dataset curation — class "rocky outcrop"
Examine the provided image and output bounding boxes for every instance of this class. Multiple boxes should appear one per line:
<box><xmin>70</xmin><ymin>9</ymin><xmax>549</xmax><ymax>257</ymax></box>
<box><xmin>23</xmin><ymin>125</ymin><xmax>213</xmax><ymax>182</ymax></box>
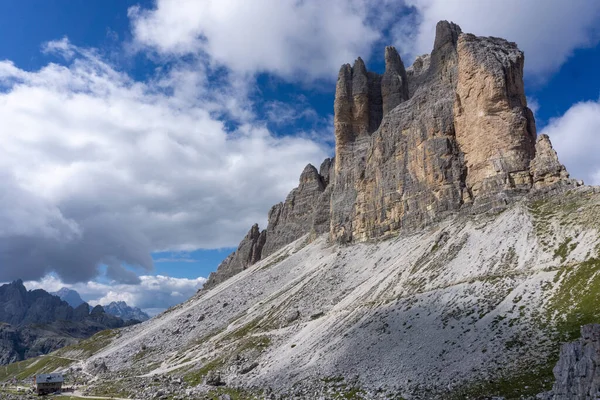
<box><xmin>541</xmin><ymin>324</ymin><xmax>600</xmax><ymax>399</ymax></box>
<box><xmin>530</xmin><ymin>134</ymin><xmax>576</xmax><ymax>189</ymax></box>
<box><xmin>204</xmin><ymin>224</ymin><xmax>266</xmax><ymax>289</ymax></box>
<box><xmin>330</xmin><ymin>40</ymin><xmax>412</xmax><ymax>242</ymax></box>
<box><xmin>203</xmin><ymin>158</ymin><xmax>334</xmax><ymax>289</ymax></box>
<box><xmin>330</xmin><ymin>21</ymin><xmax>576</xmax><ymax>242</ymax></box>
<box><xmin>262</xmin><ymin>164</ymin><xmax>329</xmax><ymax>257</ymax></box>
<box><xmin>454</xmin><ymin>33</ymin><xmax>537</xmax><ymax>208</ymax></box>
<box><xmin>205</xmin><ymin>20</ymin><xmax>579</xmax><ymax>286</ymax></box>
<box><xmin>205</xmin><ymin>162</ymin><xmax>333</xmax><ymax>290</ymax></box>
<box><xmin>381</xmin><ymin>46</ymin><xmax>409</xmax><ymax>116</ymax></box>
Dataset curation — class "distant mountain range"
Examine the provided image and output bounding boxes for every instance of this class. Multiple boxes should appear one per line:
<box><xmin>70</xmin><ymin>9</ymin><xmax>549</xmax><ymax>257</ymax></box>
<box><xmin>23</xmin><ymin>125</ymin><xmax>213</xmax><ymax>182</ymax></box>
<box><xmin>0</xmin><ymin>280</ymin><xmax>139</xmax><ymax>365</ymax></box>
<box><xmin>52</xmin><ymin>288</ymin><xmax>149</xmax><ymax>322</ymax></box>
<box><xmin>103</xmin><ymin>301</ymin><xmax>149</xmax><ymax>322</ymax></box>
<box><xmin>52</xmin><ymin>287</ymin><xmax>85</xmax><ymax>308</ymax></box>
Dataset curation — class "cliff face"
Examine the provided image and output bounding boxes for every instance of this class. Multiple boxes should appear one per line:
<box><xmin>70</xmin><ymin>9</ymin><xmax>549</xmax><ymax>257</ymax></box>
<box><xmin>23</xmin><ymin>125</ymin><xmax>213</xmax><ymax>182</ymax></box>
<box><xmin>207</xmin><ymin>20</ymin><xmax>578</xmax><ymax>288</ymax></box>
<box><xmin>540</xmin><ymin>324</ymin><xmax>600</xmax><ymax>400</ymax></box>
<box><xmin>329</xmin><ymin>21</ymin><xmax>577</xmax><ymax>243</ymax></box>
<box><xmin>204</xmin><ymin>163</ymin><xmax>331</xmax><ymax>289</ymax></box>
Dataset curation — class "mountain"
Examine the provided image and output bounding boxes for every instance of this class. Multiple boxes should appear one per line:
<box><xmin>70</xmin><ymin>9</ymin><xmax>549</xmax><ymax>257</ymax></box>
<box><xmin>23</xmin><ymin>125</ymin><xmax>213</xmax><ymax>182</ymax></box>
<box><xmin>52</xmin><ymin>287</ymin><xmax>85</xmax><ymax>308</ymax></box>
<box><xmin>0</xmin><ymin>21</ymin><xmax>598</xmax><ymax>399</ymax></box>
<box><xmin>103</xmin><ymin>301</ymin><xmax>149</xmax><ymax>322</ymax></box>
<box><xmin>204</xmin><ymin>23</ymin><xmax>578</xmax><ymax>290</ymax></box>
<box><xmin>0</xmin><ymin>280</ymin><xmax>135</xmax><ymax>365</ymax></box>
<box><xmin>51</xmin><ymin>288</ymin><xmax>150</xmax><ymax>322</ymax></box>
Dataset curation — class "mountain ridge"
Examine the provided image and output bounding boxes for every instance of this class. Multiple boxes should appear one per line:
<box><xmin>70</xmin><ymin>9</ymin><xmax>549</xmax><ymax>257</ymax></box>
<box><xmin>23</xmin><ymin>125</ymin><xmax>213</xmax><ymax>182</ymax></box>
<box><xmin>0</xmin><ymin>280</ymin><xmax>134</xmax><ymax>365</ymax></box>
<box><xmin>52</xmin><ymin>288</ymin><xmax>150</xmax><ymax>322</ymax></box>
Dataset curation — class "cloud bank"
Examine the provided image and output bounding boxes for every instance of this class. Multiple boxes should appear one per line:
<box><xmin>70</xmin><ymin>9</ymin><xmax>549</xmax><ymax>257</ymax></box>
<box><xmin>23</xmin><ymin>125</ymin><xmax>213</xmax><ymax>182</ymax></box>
<box><xmin>24</xmin><ymin>274</ymin><xmax>205</xmax><ymax>316</ymax></box>
<box><xmin>0</xmin><ymin>39</ymin><xmax>327</xmax><ymax>284</ymax></box>
<box><xmin>128</xmin><ymin>0</ymin><xmax>382</xmax><ymax>80</ymax></box>
<box><xmin>130</xmin><ymin>0</ymin><xmax>600</xmax><ymax>80</ymax></box>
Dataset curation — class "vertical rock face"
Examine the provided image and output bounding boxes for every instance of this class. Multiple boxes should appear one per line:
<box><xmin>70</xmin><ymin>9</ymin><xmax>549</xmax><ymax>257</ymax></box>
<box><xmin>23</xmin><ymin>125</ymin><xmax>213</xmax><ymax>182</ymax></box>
<box><xmin>543</xmin><ymin>324</ymin><xmax>600</xmax><ymax>399</ymax></box>
<box><xmin>453</xmin><ymin>34</ymin><xmax>537</xmax><ymax>206</ymax></box>
<box><xmin>262</xmin><ymin>164</ymin><xmax>328</xmax><ymax>257</ymax></box>
<box><xmin>381</xmin><ymin>46</ymin><xmax>409</xmax><ymax>116</ymax></box>
<box><xmin>204</xmin><ymin>224</ymin><xmax>266</xmax><ymax>289</ymax></box>
<box><xmin>310</xmin><ymin>158</ymin><xmax>335</xmax><ymax>238</ymax></box>
<box><xmin>330</xmin><ymin>44</ymin><xmax>409</xmax><ymax>242</ymax></box>
<box><xmin>338</xmin><ymin>21</ymin><xmax>465</xmax><ymax>241</ymax></box>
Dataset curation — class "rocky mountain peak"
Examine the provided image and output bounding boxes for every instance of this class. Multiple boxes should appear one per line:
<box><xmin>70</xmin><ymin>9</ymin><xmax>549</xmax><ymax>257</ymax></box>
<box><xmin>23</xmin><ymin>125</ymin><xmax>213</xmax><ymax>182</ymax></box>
<box><xmin>206</xmin><ymin>20</ymin><xmax>580</xmax><ymax>287</ymax></box>
<box><xmin>53</xmin><ymin>287</ymin><xmax>85</xmax><ymax>308</ymax></box>
<box><xmin>433</xmin><ymin>20</ymin><xmax>462</xmax><ymax>51</ymax></box>
<box><xmin>299</xmin><ymin>163</ymin><xmax>323</xmax><ymax>188</ymax></box>
<box><xmin>382</xmin><ymin>45</ymin><xmax>409</xmax><ymax>116</ymax></box>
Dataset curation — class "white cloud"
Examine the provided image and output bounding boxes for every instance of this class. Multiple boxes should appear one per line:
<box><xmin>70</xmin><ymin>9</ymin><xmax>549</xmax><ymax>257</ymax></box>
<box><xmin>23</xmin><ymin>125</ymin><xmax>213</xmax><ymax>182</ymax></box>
<box><xmin>540</xmin><ymin>100</ymin><xmax>600</xmax><ymax>185</ymax></box>
<box><xmin>128</xmin><ymin>0</ymin><xmax>382</xmax><ymax>80</ymax></box>
<box><xmin>0</xmin><ymin>39</ymin><xmax>328</xmax><ymax>284</ymax></box>
<box><xmin>129</xmin><ymin>1</ymin><xmax>600</xmax><ymax>81</ymax></box>
<box><xmin>399</xmin><ymin>0</ymin><xmax>600</xmax><ymax>77</ymax></box>
<box><xmin>24</xmin><ymin>274</ymin><xmax>205</xmax><ymax>315</ymax></box>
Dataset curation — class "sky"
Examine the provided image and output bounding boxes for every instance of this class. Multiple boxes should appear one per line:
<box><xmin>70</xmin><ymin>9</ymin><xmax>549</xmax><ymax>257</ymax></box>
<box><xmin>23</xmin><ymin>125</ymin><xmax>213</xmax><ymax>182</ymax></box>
<box><xmin>1</xmin><ymin>0</ymin><xmax>600</xmax><ymax>314</ymax></box>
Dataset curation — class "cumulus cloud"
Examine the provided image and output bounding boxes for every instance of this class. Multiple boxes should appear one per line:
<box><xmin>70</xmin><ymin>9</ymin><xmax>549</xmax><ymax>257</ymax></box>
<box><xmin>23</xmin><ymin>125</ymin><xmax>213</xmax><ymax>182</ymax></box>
<box><xmin>0</xmin><ymin>39</ymin><xmax>328</xmax><ymax>284</ymax></box>
<box><xmin>540</xmin><ymin>100</ymin><xmax>600</xmax><ymax>185</ymax></box>
<box><xmin>129</xmin><ymin>0</ymin><xmax>600</xmax><ymax>81</ymax></box>
<box><xmin>24</xmin><ymin>274</ymin><xmax>205</xmax><ymax>315</ymax></box>
<box><xmin>128</xmin><ymin>0</ymin><xmax>382</xmax><ymax>80</ymax></box>
<box><xmin>399</xmin><ymin>0</ymin><xmax>600</xmax><ymax>77</ymax></box>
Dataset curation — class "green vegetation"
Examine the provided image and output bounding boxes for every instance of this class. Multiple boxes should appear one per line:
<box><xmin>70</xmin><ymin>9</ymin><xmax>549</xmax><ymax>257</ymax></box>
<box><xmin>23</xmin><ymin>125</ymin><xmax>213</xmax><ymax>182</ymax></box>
<box><xmin>321</xmin><ymin>376</ymin><xmax>345</xmax><ymax>383</ymax></box>
<box><xmin>55</xmin><ymin>329</ymin><xmax>118</xmax><ymax>358</ymax></box>
<box><xmin>0</xmin><ymin>355</ymin><xmax>73</xmax><ymax>382</ymax></box>
<box><xmin>183</xmin><ymin>357</ymin><xmax>224</xmax><ymax>386</ymax></box>
<box><xmin>547</xmin><ymin>257</ymin><xmax>600</xmax><ymax>341</ymax></box>
<box><xmin>450</xmin><ymin>363</ymin><xmax>555</xmax><ymax>400</ymax></box>
<box><xmin>553</xmin><ymin>237</ymin><xmax>577</xmax><ymax>262</ymax></box>
<box><xmin>184</xmin><ymin>335</ymin><xmax>270</xmax><ymax>386</ymax></box>
<box><xmin>319</xmin><ymin>376</ymin><xmax>367</xmax><ymax>399</ymax></box>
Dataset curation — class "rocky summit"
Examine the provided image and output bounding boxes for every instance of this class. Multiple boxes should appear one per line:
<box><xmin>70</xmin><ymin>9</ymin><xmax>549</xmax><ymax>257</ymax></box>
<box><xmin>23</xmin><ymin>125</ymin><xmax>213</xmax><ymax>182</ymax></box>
<box><xmin>207</xmin><ymin>20</ymin><xmax>578</xmax><ymax>288</ymax></box>
<box><xmin>1</xmin><ymin>21</ymin><xmax>599</xmax><ymax>400</ymax></box>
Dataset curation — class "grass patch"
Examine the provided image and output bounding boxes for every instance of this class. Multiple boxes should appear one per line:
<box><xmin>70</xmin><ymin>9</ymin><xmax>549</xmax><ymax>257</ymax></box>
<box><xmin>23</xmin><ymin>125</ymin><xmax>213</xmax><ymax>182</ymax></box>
<box><xmin>55</xmin><ymin>329</ymin><xmax>118</xmax><ymax>358</ymax></box>
<box><xmin>553</xmin><ymin>237</ymin><xmax>576</xmax><ymax>262</ymax></box>
<box><xmin>450</xmin><ymin>363</ymin><xmax>555</xmax><ymax>400</ymax></box>
<box><xmin>183</xmin><ymin>357</ymin><xmax>225</xmax><ymax>386</ymax></box>
<box><xmin>0</xmin><ymin>355</ymin><xmax>74</xmax><ymax>382</ymax></box>
<box><xmin>547</xmin><ymin>257</ymin><xmax>600</xmax><ymax>342</ymax></box>
<box><xmin>184</xmin><ymin>335</ymin><xmax>270</xmax><ymax>386</ymax></box>
<box><xmin>87</xmin><ymin>381</ymin><xmax>131</xmax><ymax>398</ymax></box>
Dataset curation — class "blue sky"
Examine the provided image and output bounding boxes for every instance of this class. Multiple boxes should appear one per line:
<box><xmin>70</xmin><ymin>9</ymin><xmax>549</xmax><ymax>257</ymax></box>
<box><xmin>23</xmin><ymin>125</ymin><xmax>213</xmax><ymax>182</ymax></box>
<box><xmin>1</xmin><ymin>0</ymin><xmax>600</xmax><ymax>312</ymax></box>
